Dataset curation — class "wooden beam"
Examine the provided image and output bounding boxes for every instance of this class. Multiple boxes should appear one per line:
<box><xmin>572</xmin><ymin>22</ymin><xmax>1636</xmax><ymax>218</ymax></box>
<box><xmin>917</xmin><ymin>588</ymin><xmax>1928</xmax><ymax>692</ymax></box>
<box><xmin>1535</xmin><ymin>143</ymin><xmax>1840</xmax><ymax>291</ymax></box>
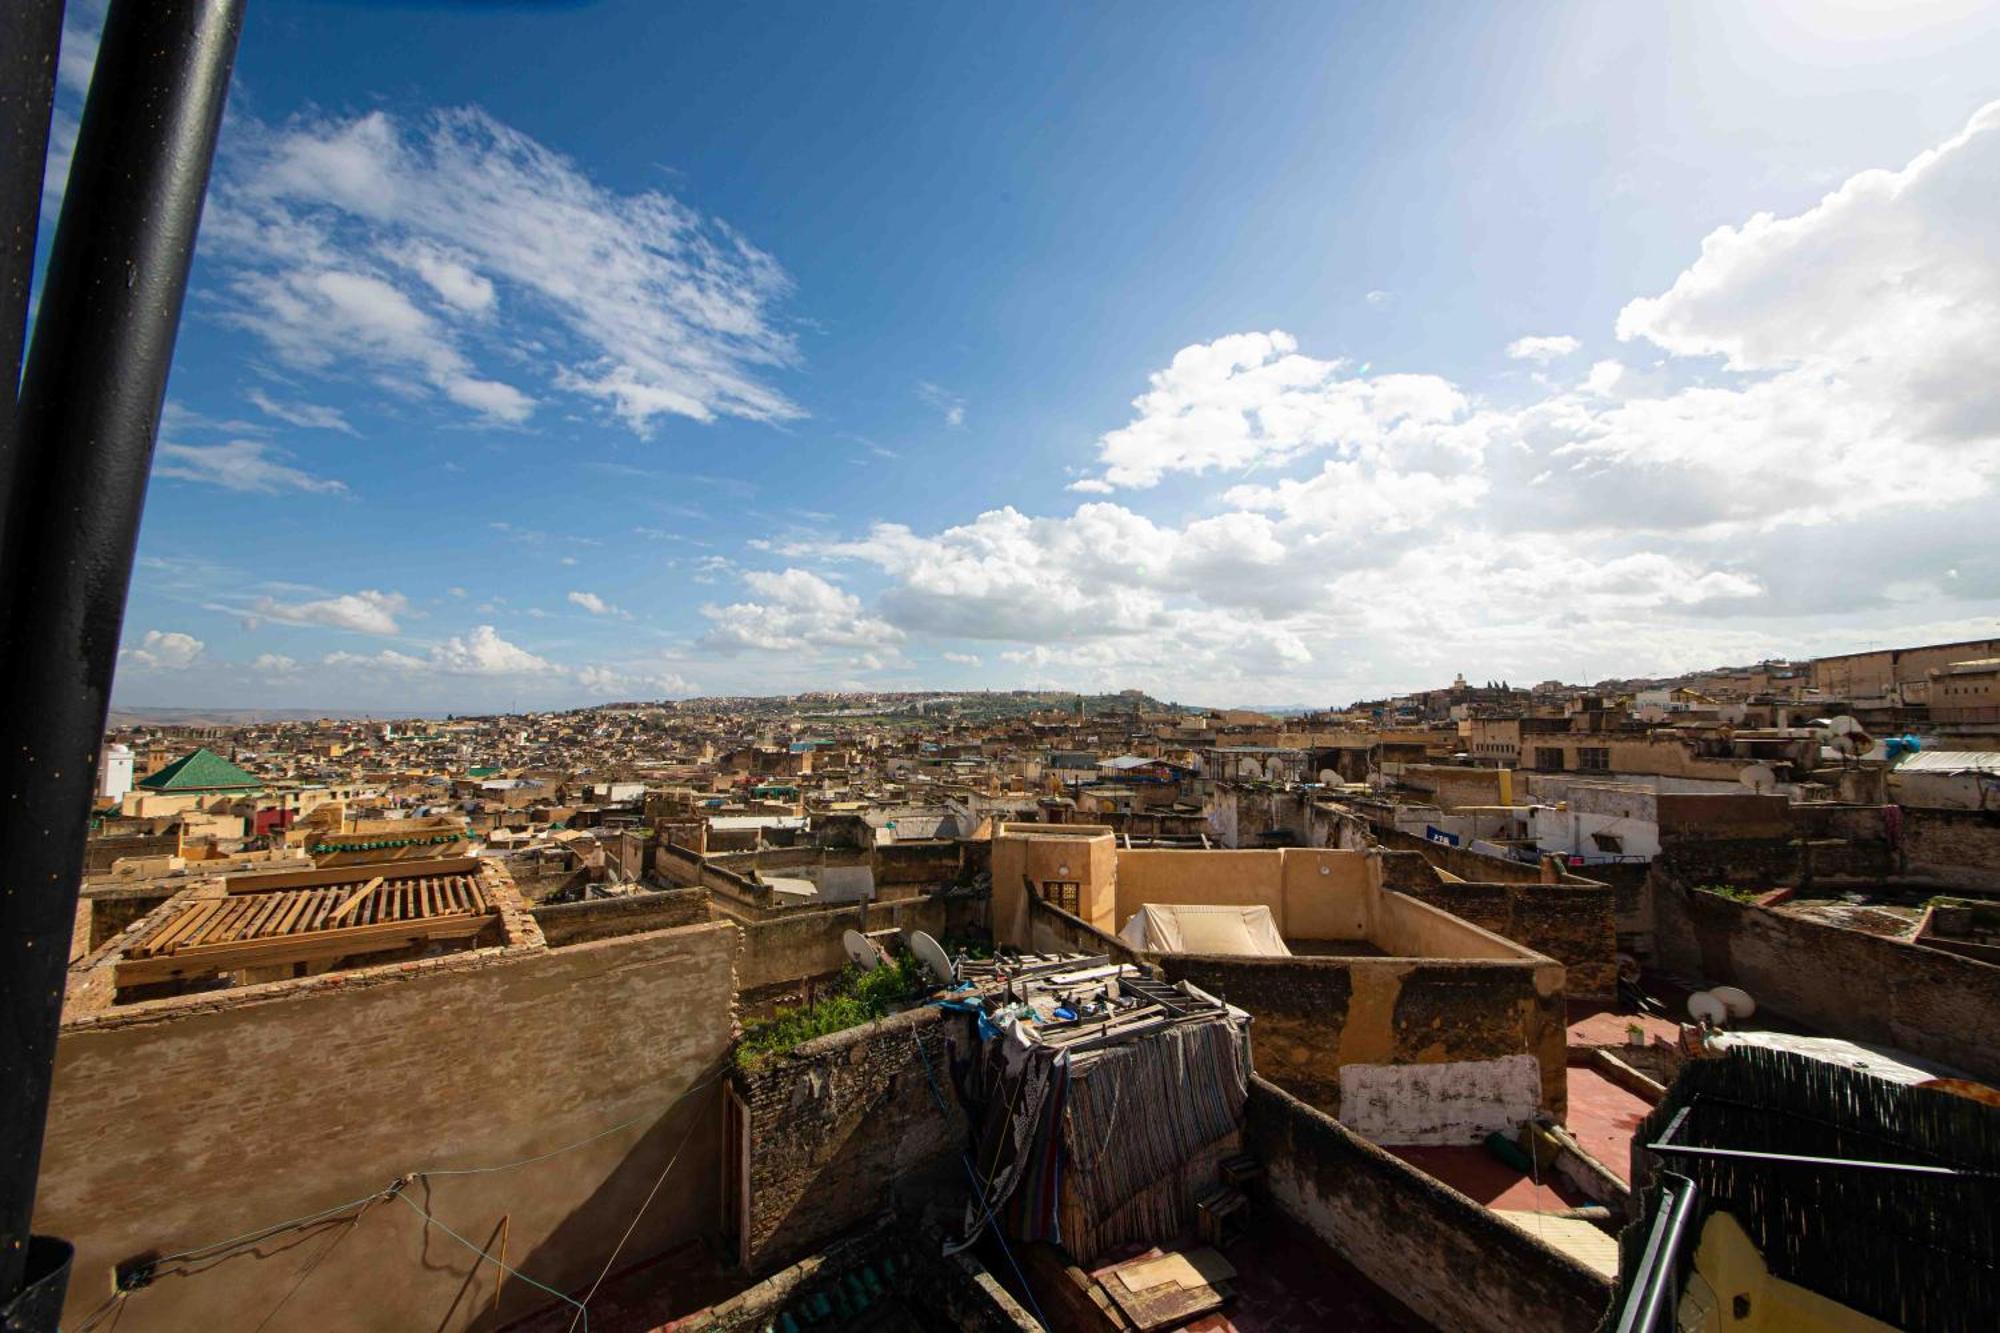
<box><xmin>326</xmin><ymin>877</ymin><xmax>385</xmax><ymax>927</ymax></box>
<box><xmin>224</xmin><ymin>856</ymin><xmax>482</xmax><ymax>894</ymax></box>
<box><xmin>113</xmin><ymin>913</ymin><xmax>492</xmax><ymax>987</ymax></box>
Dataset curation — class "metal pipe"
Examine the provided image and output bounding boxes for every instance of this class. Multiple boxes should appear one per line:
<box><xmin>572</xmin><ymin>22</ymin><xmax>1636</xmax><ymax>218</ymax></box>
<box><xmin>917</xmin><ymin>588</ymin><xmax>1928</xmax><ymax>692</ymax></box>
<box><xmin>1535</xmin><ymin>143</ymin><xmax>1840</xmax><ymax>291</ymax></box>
<box><xmin>0</xmin><ymin>0</ymin><xmax>246</xmax><ymax>1315</ymax></box>
<box><xmin>0</xmin><ymin>0</ymin><xmax>66</xmax><ymax>517</ymax></box>
<box><xmin>1613</xmin><ymin>1171</ymin><xmax>1698</xmax><ymax>1333</ymax></box>
<box><xmin>1645</xmin><ymin>1143</ymin><xmax>1996</xmax><ymax>1178</ymax></box>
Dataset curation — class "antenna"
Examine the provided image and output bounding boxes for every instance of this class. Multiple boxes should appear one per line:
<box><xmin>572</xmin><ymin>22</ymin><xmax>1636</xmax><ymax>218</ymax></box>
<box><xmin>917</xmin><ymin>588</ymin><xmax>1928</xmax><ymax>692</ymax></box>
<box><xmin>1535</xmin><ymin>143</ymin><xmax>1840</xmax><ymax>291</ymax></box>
<box><xmin>1688</xmin><ymin>991</ymin><xmax>1728</xmax><ymax>1026</ymax></box>
<box><xmin>842</xmin><ymin>929</ymin><xmax>884</xmax><ymax>971</ymax></box>
<box><xmin>909</xmin><ymin>930</ymin><xmax>955</xmax><ymax>985</ymax></box>
<box><xmin>1711</xmin><ymin>985</ymin><xmax>1756</xmax><ymax>1020</ymax></box>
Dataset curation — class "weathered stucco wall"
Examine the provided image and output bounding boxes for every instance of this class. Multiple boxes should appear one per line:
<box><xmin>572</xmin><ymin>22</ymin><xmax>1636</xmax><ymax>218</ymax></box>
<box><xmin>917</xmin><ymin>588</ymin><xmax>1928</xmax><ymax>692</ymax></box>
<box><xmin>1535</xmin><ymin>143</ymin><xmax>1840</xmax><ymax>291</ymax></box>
<box><xmin>1112</xmin><ymin>846</ymin><xmax>1376</xmax><ymax>941</ymax></box>
<box><xmin>1398</xmin><ymin>880</ymin><xmax>1618</xmax><ymax>999</ymax></box>
<box><xmin>990</xmin><ymin>825</ymin><xmax>1117</xmax><ymax>944</ymax></box>
<box><xmin>1245</xmin><ymin>1078</ymin><xmax>1610</xmax><ymax>1333</ymax></box>
<box><xmin>1903</xmin><ymin>807</ymin><xmax>2000</xmax><ymax>888</ymax></box>
<box><xmin>732</xmin><ymin>1007</ymin><xmax>966</xmax><ymax>1272</ymax></box>
<box><xmin>1655</xmin><ymin>884</ymin><xmax>2000</xmax><ymax>1085</ymax></box>
<box><xmin>531</xmin><ymin>885</ymin><xmax>710</xmax><ymax>946</ymax></box>
<box><xmin>1157</xmin><ymin>951</ymin><xmax>1567</xmax><ymax>1130</ymax></box>
<box><xmin>39</xmin><ymin>921</ymin><xmax>738</xmax><ymax>1331</ymax></box>
<box><xmin>719</xmin><ymin>896</ymin><xmax>955</xmax><ymax>995</ymax></box>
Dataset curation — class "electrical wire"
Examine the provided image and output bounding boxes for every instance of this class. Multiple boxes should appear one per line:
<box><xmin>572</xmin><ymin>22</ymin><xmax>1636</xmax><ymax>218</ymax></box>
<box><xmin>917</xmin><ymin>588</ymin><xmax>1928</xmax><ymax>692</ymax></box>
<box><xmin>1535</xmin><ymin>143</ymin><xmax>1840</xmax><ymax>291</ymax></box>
<box><xmin>68</xmin><ymin>1289</ymin><xmax>126</xmax><ymax>1333</ymax></box>
<box><xmin>394</xmin><ymin>1191</ymin><xmax>588</xmax><ymax>1331</ymax></box>
<box><xmin>563</xmin><ymin>1107</ymin><xmax>706</xmax><ymax>1333</ymax></box>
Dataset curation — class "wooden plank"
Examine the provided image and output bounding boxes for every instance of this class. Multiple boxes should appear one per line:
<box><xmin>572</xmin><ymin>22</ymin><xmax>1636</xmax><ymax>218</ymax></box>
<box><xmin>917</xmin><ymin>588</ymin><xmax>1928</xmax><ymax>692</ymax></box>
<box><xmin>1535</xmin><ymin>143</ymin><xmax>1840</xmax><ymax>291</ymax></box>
<box><xmin>135</xmin><ymin>898</ymin><xmax>225</xmax><ymax>957</ymax></box>
<box><xmin>224</xmin><ymin>856</ymin><xmax>482</xmax><ymax>894</ymax></box>
<box><xmin>113</xmin><ymin>915</ymin><xmax>491</xmax><ymax>987</ymax></box>
<box><xmin>241</xmin><ymin>891</ymin><xmax>289</xmax><ymax>939</ymax></box>
<box><xmin>326</xmin><ymin>877</ymin><xmax>385</xmax><ymax>928</ymax></box>
<box><xmin>206</xmin><ymin>896</ymin><xmax>256</xmax><ymax>944</ymax></box>
<box><xmin>272</xmin><ymin>890</ymin><xmax>314</xmax><ymax>937</ymax></box>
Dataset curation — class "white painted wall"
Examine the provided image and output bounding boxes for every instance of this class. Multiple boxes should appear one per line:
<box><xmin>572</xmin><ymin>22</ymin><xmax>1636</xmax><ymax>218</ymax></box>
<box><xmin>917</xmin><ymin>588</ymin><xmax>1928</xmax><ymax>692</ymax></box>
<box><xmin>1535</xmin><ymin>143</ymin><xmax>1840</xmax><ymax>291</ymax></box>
<box><xmin>1338</xmin><ymin>1054</ymin><xmax>1544</xmax><ymax>1145</ymax></box>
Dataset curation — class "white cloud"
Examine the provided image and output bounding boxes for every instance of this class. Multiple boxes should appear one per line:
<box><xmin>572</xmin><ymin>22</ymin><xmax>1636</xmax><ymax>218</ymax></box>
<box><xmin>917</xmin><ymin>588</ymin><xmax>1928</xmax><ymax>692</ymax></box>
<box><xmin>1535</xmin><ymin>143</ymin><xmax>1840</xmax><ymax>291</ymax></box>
<box><xmin>330</xmin><ymin>626</ymin><xmax>554</xmax><ymax>676</ymax></box>
<box><xmin>121</xmin><ymin>630</ymin><xmax>204</xmax><ymax>670</ymax></box>
<box><xmin>1583</xmin><ymin>359</ymin><xmax>1625</xmax><ymax>396</ymax></box>
<box><xmin>1506</xmin><ymin>334</ymin><xmax>1581</xmax><ymax>362</ymax></box>
<box><xmin>916</xmin><ymin>380</ymin><xmax>967</xmax><ymax>428</ymax></box>
<box><xmin>254</xmin><ymin>589</ymin><xmax>408</xmax><ymax>635</ymax></box>
<box><xmin>154</xmin><ymin>439</ymin><xmax>347</xmax><ymax>494</ymax></box>
<box><xmin>1079</xmin><ymin>331</ymin><xmax>1472</xmax><ymax>490</ymax></box>
<box><xmin>429</xmin><ymin>625</ymin><xmax>556</xmax><ymax>674</ymax></box>
<box><xmin>252</xmin><ymin>653</ymin><xmax>299</xmax><ymax>673</ymax></box>
<box><xmin>700</xmin><ymin>568</ymin><xmax>901</xmax><ymax>653</ymax></box>
<box><xmin>567</xmin><ymin>589</ymin><xmax>628</xmax><ymax>618</ymax></box>
<box><xmin>57</xmin><ymin>22</ymin><xmax>98</xmax><ymax>97</ymax></box>
<box><xmin>209</xmin><ymin>107</ymin><xmax>800</xmax><ymax>434</ymax></box>
<box><xmin>941</xmin><ymin>651</ymin><xmax>982</xmax><ymax>665</ymax></box>
<box><xmin>246</xmin><ymin>389</ymin><xmax>357</xmax><ymax>434</ymax></box>
<box><xmin>787</xmin><ymin>106</ymin><xmax>2000</xmax><ymax>700</ymax></box>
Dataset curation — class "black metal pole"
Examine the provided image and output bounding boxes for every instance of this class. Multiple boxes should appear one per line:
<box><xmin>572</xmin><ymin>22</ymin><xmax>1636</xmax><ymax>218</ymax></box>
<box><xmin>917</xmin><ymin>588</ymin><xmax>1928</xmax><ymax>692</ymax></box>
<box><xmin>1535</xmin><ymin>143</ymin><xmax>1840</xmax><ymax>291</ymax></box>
<box><xmin>0</xmin><ymin>0</ymin><xmax>66</xmax><ymax>501</ymax></box>
<box><xmin>0</xmin><ymin>0</ymin><xmax>245</xmax><ymax>1316</ymax></box>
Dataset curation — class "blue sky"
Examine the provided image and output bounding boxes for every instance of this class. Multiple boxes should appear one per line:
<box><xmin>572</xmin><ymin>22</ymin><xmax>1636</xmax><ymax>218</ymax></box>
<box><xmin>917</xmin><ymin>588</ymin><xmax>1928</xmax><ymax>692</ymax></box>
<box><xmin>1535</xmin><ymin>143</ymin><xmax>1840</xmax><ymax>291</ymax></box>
<box><xmin>46</xmin><ymin>0</ymin><xmax>2000</xmax><ymax>710</ymax></box>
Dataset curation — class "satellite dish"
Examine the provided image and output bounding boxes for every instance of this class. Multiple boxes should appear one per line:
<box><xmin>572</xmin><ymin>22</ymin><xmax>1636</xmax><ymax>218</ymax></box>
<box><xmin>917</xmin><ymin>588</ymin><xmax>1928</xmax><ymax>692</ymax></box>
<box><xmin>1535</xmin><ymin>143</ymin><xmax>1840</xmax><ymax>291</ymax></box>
<box><xmin>842</xmin><ymin>929</ymin><xmax>883</xmax><ymax>971</ymax></box>
<box><xmin>1829</xmin><ymin>715</ymin><xmax>1862</xmax><ymax>737</ymax></box>
<box><xmin>1739</xmin><ymin>763</ymin><xmax>1777</xmax><ymax>793</ymax></box>
<box><xmin>910</xmin><ymin>930</ymin><xmax>955</xmax><ymax>984</ymax></box>
<box><xmin>1711</xmin><ymin>986</ymin><xmax>1756</xmax><ymax>1019</ymax></box>
<box><xmin>1688</xmin><ymin>991</ymin><xmax>1728</xmax><ymax>1026</ymax></box>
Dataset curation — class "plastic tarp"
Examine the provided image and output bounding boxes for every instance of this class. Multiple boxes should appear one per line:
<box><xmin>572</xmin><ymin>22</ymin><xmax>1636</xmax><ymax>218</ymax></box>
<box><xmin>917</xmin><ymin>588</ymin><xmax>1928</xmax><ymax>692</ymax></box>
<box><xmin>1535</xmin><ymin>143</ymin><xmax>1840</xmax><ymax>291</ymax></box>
<box><xmin>1118</xmin><ymin>903</ymin><xmax>1292</xmax><ymax>957</ymax></box>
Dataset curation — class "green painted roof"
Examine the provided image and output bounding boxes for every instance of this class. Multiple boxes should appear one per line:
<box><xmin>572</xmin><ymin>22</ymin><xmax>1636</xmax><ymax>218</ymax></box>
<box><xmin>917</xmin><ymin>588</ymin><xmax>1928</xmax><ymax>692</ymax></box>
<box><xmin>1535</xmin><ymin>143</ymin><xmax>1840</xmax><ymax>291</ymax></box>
<box><xmin>136</xmin><ymin>747</ymin><xmax>261</xmax><ymax>792</ymax></box>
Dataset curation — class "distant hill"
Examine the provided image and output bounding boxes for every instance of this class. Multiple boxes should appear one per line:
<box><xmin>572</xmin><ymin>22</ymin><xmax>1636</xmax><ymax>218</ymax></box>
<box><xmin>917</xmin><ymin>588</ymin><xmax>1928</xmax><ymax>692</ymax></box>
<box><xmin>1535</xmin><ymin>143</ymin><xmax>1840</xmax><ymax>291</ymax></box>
<box><xmin>106</xmin><ymin>706</ymin><xmax>454</xmax><ymax>727</ymax></box>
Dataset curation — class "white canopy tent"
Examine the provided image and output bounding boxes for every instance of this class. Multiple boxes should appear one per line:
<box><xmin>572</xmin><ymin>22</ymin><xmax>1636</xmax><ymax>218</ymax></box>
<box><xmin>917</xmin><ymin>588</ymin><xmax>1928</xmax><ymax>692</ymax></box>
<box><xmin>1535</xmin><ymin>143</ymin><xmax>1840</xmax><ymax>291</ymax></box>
<box><xmin>1117</xmin><ymin>903</ymin><xmax>1292</xmax><ymax>957</ymax></box>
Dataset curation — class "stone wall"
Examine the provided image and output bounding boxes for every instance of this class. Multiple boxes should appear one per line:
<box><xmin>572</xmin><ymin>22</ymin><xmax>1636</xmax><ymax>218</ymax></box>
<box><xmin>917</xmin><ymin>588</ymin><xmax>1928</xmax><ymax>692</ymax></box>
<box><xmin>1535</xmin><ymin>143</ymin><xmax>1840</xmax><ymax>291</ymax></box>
<box><xmin>1903</xmin><ymin>807</ymin><xmax>2000</xmax><ymax>888</ymax></box>
<box><xmin>531</xmin><ymin>886</ymin><xmax>710</xmax><ymax>946</ymax></box>
<box><xmin>1399</xmin><ymin>880</ymin><xmax>1618</xmax><ymax>999</ymax></box>
<box><xmin>731</xmin><ymin>1006</ymin><xmax>967</xmax><ymax>1272</ymax></box>
<box><xmin>723</xmin><ymin>896</ymin><xmax>954</xmax><ymax>995</ymax></box>
<box><xmin>1244</xmin><ymin>1077</ymin><xmax>1610</xmax><ymax>1333</ymax></box>
<box><xmin>1156</xmin><ymin>953</ymin><xmax>1566</xmax><ymax>1133</ymax></box>
<box><xmin>38</xmin><ymin>921</ymin><xmax>737</xmax><ymax>1331</ymax></box>
<box><xmin>1654</xmin><ymin>884</ymin><xmax>2000</xmax><ymax>1085</ymax></box>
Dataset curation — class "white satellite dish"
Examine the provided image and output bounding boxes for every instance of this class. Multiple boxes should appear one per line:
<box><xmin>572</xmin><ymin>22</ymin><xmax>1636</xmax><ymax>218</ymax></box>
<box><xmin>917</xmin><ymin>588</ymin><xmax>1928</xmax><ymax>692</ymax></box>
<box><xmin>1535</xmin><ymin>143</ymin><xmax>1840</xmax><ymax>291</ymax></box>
<box><xmin>1688</xmin><ymin>991</ymin><xmax>1729</xmax><ymax>1026</ymax></box>
<box><xmin>910</xmin><ymin>930</ymin><xmax>955</xmax><ymax>984</ymax></box>
<box><xmin>842</xmin><ymin>929</ymin><xmax>883</xmax><ymax>971</ymax></box>
<box><xmin>1829</xmin><ymin>715</ymin><xmax>1862</xmax><ymax>737</ymax></box>
<box><xmin>1739</xmin><ymin>763</ymin><xmax>1777</xmax><ymax>793</ymax></box>
<box><xmin>1711</xmin><ymin>985</ymin><xmax>1756</xmax><ymax>1020</ymax></box>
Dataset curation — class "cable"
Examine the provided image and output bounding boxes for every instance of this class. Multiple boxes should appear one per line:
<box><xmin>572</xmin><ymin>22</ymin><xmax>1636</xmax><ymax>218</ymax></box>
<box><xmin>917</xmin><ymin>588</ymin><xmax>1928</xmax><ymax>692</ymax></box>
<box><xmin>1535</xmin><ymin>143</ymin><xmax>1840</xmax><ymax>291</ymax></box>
<box><xmin>564</xmin><ymin>1107</ymin><xmax>705</xmax><ymax>1333</ymax></box>
<box><xmin>250</xmin><ymin>1196</ymin><xmax>377</xmax><ymax>1333</ymax></box>
<box><xmin>415</xmin><ymin>1113</ymin><xmax>649</xmax><ymax>1178</ymax></box>
<box><xmin>911</xmin><ymin>1029</ymin><xmax>1051</xmax><ymax>1332</ymax></box>
<box><xmin>394</xmin><ymin>1191</ymin><xmax>588</xmax><ymax>1332</ymax></box>
<box><xmin>148</xmin><ymin>1188</ymin><xmax>391</xmax><ymax>1272</ymax></box>
<box><xmin>69</xmin><ymin>1290</ymin><xmax>126</xmax><ymax>1333</ymax></box>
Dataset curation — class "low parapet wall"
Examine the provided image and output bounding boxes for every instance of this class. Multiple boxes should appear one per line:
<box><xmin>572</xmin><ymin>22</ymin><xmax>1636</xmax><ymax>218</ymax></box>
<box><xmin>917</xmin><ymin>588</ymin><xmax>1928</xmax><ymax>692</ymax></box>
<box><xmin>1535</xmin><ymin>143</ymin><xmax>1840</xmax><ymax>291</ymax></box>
<box><xmin>40</xmin><ymin>921</ymin><xmax>737</xmax><ymax>1331</ymax></box>
<box><xmin>1159</xmin><ymin>949</ymin><xmax>1567</xmax><ymax>1136</ymax></box>
<box><xmin>532</xmin><ymin>886</ymin><xmax>709</xmax><ymax>946</ymax></box>
<box><xmin>1245</xmin><ymin>1077</ymin><xmax>1610</xmax><ymax>1333</ymax></box>
<box><xmin>1655</xmin><ymin>882</ymin><xmax>2000</xmax><ymax>1085</ymax></box>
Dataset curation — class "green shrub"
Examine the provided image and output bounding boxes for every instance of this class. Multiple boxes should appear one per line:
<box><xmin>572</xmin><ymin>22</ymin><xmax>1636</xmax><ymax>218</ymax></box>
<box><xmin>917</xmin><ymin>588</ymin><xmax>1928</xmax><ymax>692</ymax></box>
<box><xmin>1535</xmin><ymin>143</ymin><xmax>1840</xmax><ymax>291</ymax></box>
<box><xmin>735</xmin><ymin>953</ymin><xmax>927</xmax><ymax>1068</ymax></box>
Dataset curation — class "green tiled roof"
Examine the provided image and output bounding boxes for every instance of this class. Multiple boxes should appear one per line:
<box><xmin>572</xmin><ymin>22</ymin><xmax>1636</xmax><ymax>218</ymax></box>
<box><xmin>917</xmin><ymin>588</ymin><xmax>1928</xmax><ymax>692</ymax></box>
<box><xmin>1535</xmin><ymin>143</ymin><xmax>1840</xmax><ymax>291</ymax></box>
<box><xmin>136</xmin><ymin>747</ymin><xmax>261</xmax><ymax>792</ymax></box>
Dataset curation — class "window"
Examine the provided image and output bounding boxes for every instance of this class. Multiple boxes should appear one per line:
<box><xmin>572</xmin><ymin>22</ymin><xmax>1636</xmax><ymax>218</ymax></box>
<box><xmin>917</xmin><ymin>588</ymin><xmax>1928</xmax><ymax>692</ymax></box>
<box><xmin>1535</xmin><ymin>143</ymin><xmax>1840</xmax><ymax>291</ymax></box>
<box><xmin>1534</xmin><ymin>747</ymin><xmax>1566</xmax><ymax>771</ymax></box>
<box><xmin>1038</xmin><ymin>880</ymin><xmax>1081</xmax><ymax>915</ymax></box>
<box><xmin>1591</xmin><ymin>831</ymin><xmax>1624</xmax><ymax>853</ymax></box>
<box><xmin>1579</xmin><ymin>747</ymin><xmax>1610</xmax><ymax>772</ymax></box>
